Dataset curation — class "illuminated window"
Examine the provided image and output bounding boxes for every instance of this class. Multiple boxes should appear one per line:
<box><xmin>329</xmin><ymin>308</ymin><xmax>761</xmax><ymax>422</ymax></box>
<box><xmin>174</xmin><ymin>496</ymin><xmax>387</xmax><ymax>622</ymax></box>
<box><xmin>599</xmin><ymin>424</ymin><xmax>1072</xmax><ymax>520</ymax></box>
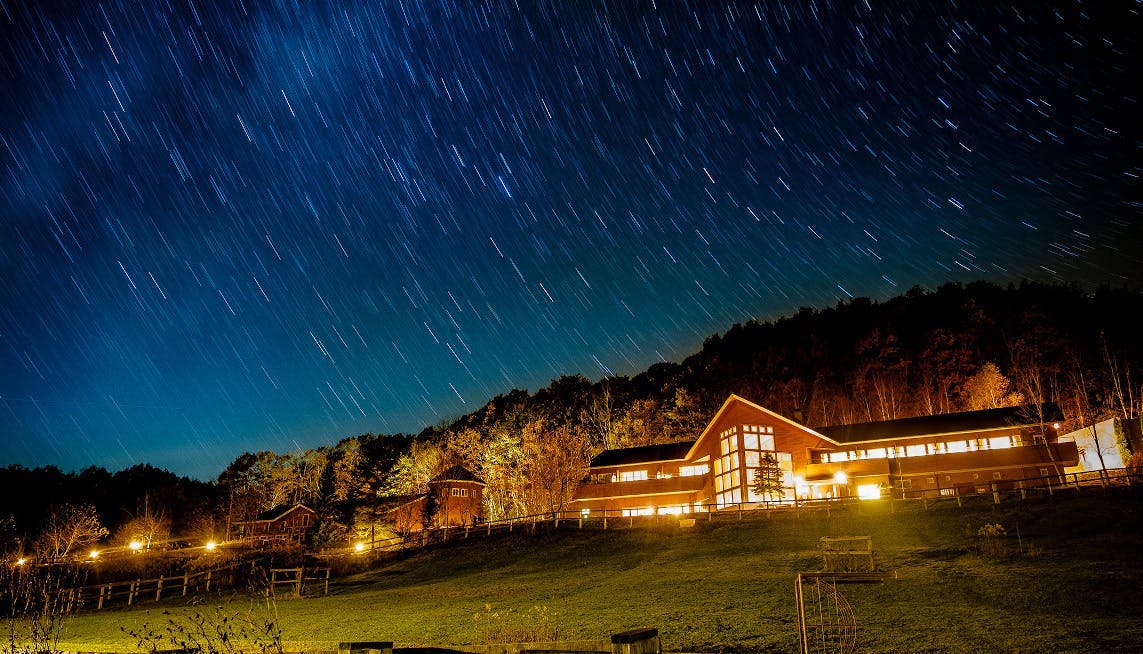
<box><xmin>621</xmin><ymin>507</ymin><xmax>654</xmax><ymax>517</ymax></box>
<box><xmin>989</xmin><ymin>436</ymin><xmax>1014</xmax><ymax>450</ymax></box>
<box><xmin>993</xmin><ymin>472</ymin><xmax>1002</xmax><ymax>479</ymax></box>
<box><xmin>947</xmin><ymin>441</ymin><xmax>968</xmax><ymax>453</ymax></box>
<box><xmin>906</xmin><ymin>444</ymin><xmax>926</xmax><ymax>457</ymax></box>
<box><xmin>679</xmin><ymin>464</ymin><xmax>709</xmax><ymax>477</ymax></box>
<box><xmin>618</xmin><ymin>470</ymin><xmax>648</xmax><ymax>482</ymax></box>
<box><xmin>857</xmin><ymin>484</ymin><xmax>881</xmax><ymax>500</ymax></box>
<box><xmin>940</xmin><ymin>488</ymin><xmax>956</xmax><ymax>496</ymax></box>
<box><xmin>866</xmin><ymin>448</ymin><xmax>886</xmax><ymax>459</ymax></box>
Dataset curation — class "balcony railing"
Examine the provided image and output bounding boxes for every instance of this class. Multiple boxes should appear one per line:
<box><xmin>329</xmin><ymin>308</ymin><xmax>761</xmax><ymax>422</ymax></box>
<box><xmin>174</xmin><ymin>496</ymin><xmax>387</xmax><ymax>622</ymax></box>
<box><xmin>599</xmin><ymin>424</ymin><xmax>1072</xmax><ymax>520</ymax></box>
<box><xmin>573</xmin><ymin>474</ymin><xmax>708</xmax><ymax>500</ymax></box>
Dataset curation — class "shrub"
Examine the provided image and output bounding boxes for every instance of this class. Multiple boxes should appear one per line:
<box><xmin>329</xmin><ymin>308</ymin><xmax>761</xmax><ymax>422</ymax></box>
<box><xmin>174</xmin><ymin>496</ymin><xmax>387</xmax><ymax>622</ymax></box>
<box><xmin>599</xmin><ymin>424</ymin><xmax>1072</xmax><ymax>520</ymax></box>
<box><xmin>2</xmin><ymin>565</ymin><xmax>83</xmax><ymax>653</ymax></box>
<box><xmin>124</xmin><ymin>600</ymin><xmax>283</xmax><ymax>654</ymax></box>
<box><xmin>976</xmin><ymin>523</ymin><xmax>1008</xmax><ymax>558</ymax></box>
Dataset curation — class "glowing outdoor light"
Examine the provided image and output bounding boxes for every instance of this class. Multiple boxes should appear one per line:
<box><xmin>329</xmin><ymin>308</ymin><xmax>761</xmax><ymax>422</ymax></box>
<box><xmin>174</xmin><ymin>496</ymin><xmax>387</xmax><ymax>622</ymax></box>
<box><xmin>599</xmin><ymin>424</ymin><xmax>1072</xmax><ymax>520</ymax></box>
<box><xmin>1053</xmin><ymin>422</ymin><xmax>1061</xmax><ymax>430</ymax></box>
<box><xmin>15</xmin><ymin>558</ymin><xmax>26</xmax><ymax>566</ymax></box>
<box><xmin>205</xmin><ymin>541</ymin><xmax>217</xmax><ymax>552</ymax></box>
<box><xmin>129</xmin><ymin>541</ymin><xmax>142</xmax><ymax>552</ymax></box>
<box><xmin>354</xmin><ymin>542</ymin><xmax>365</xmax><ymax>552</ymax></box>
<box><xmin>833</xmin><ymin>471</ymin><xmax>848</xmax><ymax>485</ymax></box>
<box><xmin>793</xmin><ymin>475</ymin><xmax>809</xmax><ymax>495</ymax></box>
<box><xmin>89</xmin><ymin>550</ymin><xmax>100</xmax><ymax>560</ymax></box>
<box><xmin>580</xmin><ymin>508</ymin><xmax>590</xmax><ymax>517</ymax></box>
<box><xmin>857</xmin><ymin>484</ymin><xmax>881</xmax><ymax>500</ymax></box>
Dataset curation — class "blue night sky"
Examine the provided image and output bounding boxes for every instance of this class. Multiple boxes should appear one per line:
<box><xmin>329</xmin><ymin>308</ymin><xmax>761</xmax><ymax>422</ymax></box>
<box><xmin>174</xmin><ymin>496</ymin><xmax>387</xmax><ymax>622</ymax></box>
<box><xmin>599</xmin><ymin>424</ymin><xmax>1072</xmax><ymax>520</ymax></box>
<box><xmin>1</xmin><ymin>1</ymin><xmax>1137</xmax><ymax>479</ymax></box>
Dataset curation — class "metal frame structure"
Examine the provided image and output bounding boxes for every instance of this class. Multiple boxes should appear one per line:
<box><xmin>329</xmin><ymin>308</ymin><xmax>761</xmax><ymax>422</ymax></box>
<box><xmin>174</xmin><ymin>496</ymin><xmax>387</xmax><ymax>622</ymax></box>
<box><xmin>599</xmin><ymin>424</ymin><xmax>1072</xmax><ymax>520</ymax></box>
<box><xmin>794</xmin><ymin>572</ymin><xmax>897</xmax><ymax>654</ymax></box>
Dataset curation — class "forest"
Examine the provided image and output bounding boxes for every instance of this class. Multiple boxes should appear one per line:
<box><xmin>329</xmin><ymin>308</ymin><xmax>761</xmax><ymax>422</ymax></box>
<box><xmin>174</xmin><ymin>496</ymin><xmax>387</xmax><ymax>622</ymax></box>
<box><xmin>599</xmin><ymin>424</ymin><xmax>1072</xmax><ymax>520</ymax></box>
<box><xmin>2</xmin><ymin>280</ymin><xmax>1141</xmax><ymax>557</ymax></box>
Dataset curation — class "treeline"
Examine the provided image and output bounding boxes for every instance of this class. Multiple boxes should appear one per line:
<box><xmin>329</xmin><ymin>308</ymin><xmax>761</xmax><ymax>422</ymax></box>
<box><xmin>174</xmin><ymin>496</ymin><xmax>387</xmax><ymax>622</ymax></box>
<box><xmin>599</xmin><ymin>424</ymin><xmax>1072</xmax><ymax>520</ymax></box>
<box><xmin>3</xmin><ymin>280</ymin><xmax>1141</xmax><ymax>557</ymax></box>
<box><xmin>0</xmin><ymin>464</ymin><xmax>216</xmax><ymax>561</ymax></box>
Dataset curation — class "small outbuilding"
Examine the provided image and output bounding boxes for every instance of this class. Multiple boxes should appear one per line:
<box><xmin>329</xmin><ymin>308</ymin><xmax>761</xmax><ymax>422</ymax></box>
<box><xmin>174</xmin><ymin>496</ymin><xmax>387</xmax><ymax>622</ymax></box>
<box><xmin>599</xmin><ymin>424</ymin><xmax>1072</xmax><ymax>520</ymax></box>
<box><xmin>236</xmin><ymin>504</ymin><xmax>317</xmax><ymax>548</ymax></box>
<box><xmin>384</xmin><ymin>465</ymin><xmax>485</xmax><ymax>534</ymax></box>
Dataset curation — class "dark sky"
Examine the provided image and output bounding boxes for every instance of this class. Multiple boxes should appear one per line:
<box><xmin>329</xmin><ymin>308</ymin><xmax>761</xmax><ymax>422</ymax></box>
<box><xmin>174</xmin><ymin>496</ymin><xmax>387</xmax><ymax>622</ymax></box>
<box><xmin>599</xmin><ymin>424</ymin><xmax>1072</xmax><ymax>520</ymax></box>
<box><xmin>1</xmin><ymin>1</ymin><xmax>1137</xmax><ymax>479</ymax></box>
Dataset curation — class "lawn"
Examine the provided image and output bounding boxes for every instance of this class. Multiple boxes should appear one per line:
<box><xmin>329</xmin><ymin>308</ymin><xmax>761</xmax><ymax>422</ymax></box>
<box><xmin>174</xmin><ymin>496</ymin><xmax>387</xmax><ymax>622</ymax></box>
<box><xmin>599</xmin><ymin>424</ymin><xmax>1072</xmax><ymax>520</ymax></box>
<box><xmin>56</xmin><ymin>489</ymin><xmax>1143</xmax><ymax>653</ymax></box>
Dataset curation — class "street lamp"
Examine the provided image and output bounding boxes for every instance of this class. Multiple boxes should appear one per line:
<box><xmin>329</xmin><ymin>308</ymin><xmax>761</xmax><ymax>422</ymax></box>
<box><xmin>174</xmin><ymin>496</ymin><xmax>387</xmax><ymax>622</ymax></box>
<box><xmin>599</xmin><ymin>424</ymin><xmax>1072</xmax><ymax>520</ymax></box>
<box><xmin>205</xmin><ymin>541</ymin><xmax>217</xmax><ymax>552</ymax></box>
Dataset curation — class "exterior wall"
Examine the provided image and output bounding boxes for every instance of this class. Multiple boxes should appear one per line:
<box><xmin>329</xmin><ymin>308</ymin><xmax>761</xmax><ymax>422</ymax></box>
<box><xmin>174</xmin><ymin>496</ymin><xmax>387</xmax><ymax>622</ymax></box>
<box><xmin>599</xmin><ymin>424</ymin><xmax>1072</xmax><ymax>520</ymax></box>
<box><xmin>571</xmin><ymin>396</ymin><xmax>836</xmax><ymax>514</ymax></box>
<box><xmin>430</xmin><ymin>479</ymin><xmax>485</xmax><ymax>527</ymax></box>
<box><xmin>1062</xmin><ymin>418</ymin><xmax>1125</xmax><ymax>472</ymax></box>
<box><xmin>241</xmin><ymin>507</ymin><xmax>316</xmax><ymax>548</ymax></box>
<box><xmin>571</xmin><ymin>395</ymin><xmax>1083</xmax><ymax>511</ymax></box>
<box><xmin>387</xmin><ymin>496</ymin><xmax>429</xmax><ymax>534</ymax></box>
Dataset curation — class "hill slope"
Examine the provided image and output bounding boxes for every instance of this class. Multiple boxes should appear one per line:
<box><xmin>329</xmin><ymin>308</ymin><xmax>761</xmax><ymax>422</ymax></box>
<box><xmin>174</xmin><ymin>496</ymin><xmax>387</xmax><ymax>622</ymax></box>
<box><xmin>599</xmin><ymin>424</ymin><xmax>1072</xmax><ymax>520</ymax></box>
<box><xmin>59</xmin><ymin>490</ymin><xmax>1143</xmax><ymax>653</ymax></box>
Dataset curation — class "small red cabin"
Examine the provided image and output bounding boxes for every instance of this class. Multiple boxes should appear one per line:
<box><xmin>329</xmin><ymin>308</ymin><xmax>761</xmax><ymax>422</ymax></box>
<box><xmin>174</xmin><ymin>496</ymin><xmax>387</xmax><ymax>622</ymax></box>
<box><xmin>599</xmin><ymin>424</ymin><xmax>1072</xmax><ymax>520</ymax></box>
<box><xmin>237</xmin><ymin>504</ymin><xmax>316</xmax><ymax>548</ymax></box>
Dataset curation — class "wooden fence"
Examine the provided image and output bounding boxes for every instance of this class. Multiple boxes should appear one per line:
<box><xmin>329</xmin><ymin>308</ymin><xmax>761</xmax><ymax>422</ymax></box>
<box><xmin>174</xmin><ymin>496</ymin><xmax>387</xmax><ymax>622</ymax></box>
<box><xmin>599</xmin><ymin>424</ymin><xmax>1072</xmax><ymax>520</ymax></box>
<box><xmin>55</xmin><ymin>558</ymin><xmax>261</xmax><ymax>613</ymax></box>
<box><xmin>333</xmin><ymin>466</ymin><xmax>1143</xmax><ymax>560</ymax></box>
<box><xmin>269</xmin><ymin>567</ymin><xmax>330</xmax><ymax>598</ymax></box>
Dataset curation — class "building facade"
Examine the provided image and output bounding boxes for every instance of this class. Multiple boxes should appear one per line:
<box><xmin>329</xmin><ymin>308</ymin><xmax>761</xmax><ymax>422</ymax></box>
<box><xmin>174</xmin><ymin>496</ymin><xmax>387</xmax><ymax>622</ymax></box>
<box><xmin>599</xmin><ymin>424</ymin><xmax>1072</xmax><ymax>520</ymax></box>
<box><xmin>385</xmin><ymin>465</ymin><xmax>485</xmax><ymax>533</ymax></box>
<box><xmin>236</xmin><ymin>504</ymin><xmax>316</xmax><ymax>548</ymax></box>
<box><xmin>571</xmin><ymin>395</ymin><xmax>1079</xmax><ymax>516</ymax></box>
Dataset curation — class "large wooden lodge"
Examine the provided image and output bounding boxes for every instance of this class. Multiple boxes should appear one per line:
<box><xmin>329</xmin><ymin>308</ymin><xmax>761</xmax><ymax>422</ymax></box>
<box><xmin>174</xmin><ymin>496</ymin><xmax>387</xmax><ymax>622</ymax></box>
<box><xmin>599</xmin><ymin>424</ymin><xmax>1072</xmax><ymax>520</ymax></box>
<box><xmin>571</xmin><ymin>395</ymin><xmax>1079</xmax><ymax>516</ymax></box>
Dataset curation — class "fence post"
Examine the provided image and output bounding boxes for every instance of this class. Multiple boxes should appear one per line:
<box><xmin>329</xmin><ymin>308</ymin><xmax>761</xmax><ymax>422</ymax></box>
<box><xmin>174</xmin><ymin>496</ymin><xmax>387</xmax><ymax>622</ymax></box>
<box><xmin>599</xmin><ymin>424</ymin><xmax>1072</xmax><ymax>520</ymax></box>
<box><xmin>205</xmin><ymin>570</ymin><xmax>212</xmax><ymax>592</ymax></box>
<box><xmin>737</xmin><ymin>503</ymin><xmax>742</xmax><ymax>520</ymax></box>
<box><xmin>97</xmin><ymin>584</ymin><xmax>106</xmax><ymax>610</ymax></box>
<box><xmin>338</xmin><ymin>641</ymin><xmax>393</xmax><ymax>654</ymax></box>
<box><xmin>128</xmin><ymin>581</ymin><xmax>137</xmax><ymax>606</ymax></box>
<box><xmin>991</xmin><ymin>482</ymin><xmax>1000</xmax><ymax>505</ymax></box>
<box><xmin>1072</xmin><ymin>474</ymin><xmax>1081</xmax><ymax>491</ymax></box>
<box><xmin>156</xmin><ymin>575</ymin><xmax>164</xmax><ymax>601</ymax></box>
<box><xmin>183</xmin><ymin>573</ymin><xmax>189</xmax><ymax>596</ymax></box>
<box><xmin>611</xmin><ymin>627</ymin><xmax>660</xmax><ymax>654</ymax></box>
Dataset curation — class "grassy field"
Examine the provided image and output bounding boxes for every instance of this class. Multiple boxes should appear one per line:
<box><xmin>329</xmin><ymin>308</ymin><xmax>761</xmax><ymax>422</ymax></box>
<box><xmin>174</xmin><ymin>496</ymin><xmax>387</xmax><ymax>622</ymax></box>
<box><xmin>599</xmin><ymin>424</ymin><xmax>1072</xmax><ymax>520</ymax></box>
<box><xmin>55</xmin><ymin>489</ymin><xmax>1143</xmax><ymax>653</ymax></box>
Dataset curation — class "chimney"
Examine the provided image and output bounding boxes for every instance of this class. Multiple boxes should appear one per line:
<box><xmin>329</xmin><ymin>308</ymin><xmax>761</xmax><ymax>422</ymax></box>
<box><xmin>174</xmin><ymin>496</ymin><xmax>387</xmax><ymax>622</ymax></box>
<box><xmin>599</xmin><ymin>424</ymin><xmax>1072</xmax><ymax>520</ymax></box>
<box><xmin>793</xmin><ymin>408</ymin><xmax>805</xmax><ymax>424</ymax></box>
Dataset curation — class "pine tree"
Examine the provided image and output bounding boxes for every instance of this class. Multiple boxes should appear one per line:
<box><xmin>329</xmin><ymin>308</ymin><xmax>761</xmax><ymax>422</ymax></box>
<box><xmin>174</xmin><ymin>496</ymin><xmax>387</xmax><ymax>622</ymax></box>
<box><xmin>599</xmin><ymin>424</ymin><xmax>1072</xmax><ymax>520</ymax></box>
<box><xmin>752</xmin><ymin>453</ymin><xmax>785</xmax><ymax>504</ymax></box>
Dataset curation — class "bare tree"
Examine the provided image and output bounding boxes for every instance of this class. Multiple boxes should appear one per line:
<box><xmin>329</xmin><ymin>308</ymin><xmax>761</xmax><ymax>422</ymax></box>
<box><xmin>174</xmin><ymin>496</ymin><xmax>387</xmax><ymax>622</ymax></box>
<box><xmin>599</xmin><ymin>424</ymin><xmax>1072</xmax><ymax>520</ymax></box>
<box><xmin>116</xmin><ymin>495</ymin><xmax>171</xmax><ymax>550</ymax></box>
<box><xmin>581</xmin><ymin>382</ymin><xmax>617</xmax><ymax>450</ymax></box>
<box><xmin>35</xmin><ymin>504</ymin><xmax>108</xmax><ymax>562</ymax></box>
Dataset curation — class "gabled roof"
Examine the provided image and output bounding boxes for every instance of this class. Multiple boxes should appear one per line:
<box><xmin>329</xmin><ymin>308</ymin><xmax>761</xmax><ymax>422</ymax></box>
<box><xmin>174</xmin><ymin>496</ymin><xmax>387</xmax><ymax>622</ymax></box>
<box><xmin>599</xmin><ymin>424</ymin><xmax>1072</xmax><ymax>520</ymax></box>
<box><xmin>683</xmin><ymin>394</ymin><xmax>838</xmax><ymax>458</ymax></box>
<box><xmin>589</xmin><ymin>440</ymin><xmax>696</xmax><ymax>467</ymax></box>
<box><xmin>245</xmin><ymin>504</ymin><xmax>316</xmax><ymax>523</ymax></box>
<box><xmin>817</xmin><ymin>402</ymin><xmax>1064</xmax><ymax>444</ymax></box>
<box><xmin>430</xmin><ymin>464</ymin><xmax>485</xmax><ymax>484</ymax></box>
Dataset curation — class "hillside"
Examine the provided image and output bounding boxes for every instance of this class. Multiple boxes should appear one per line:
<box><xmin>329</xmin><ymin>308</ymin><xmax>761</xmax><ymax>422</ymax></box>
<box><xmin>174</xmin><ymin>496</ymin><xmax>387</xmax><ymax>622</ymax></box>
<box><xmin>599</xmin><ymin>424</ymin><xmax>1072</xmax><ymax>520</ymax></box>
<box><xmin>58</xmin><ymin>489</ymin><xmax>1143</xmax><ymax>653</ymax></box>
<box><xmin>5</xmin><ymin>280</ymin><xmax>1141</xmax><ymax>560</ymax></box>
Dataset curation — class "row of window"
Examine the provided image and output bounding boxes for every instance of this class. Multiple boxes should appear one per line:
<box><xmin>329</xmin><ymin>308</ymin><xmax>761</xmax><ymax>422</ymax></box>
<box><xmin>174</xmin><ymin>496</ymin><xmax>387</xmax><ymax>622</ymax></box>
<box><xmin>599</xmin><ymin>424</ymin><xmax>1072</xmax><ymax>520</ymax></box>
<box><xmin>449</xmin><ymin>488</ymin><xmax>470</xmax><ymax>497</ymax></box>
<box><xmin>594</xmin><ymin>464</ymin><xmax>711</xmax><ymax>484</ymax></box>
<box><xmin>819</xmin><ymin>436</ymin><xmax>1024</xmax><ymax>463</ymax></box>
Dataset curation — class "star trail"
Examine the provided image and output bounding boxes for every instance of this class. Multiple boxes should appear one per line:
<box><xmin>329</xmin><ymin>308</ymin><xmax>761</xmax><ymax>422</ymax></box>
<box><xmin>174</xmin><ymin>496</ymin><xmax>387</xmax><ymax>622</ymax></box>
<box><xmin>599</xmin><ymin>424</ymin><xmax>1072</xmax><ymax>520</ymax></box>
<box><xmin>1</xmin><ymin>1</ymin><xmax>1137</xmax><ymax>478</ymax></box>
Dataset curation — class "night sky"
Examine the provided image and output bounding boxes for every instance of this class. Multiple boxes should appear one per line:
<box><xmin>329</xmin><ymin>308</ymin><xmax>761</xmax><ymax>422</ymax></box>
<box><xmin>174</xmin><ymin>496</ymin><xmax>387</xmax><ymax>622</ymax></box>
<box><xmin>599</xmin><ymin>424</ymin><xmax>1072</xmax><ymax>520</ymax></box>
<box><xmin>1</xmin><ymin>1</ymin><xmax>1137</xmax><ymax>479</ymax></box>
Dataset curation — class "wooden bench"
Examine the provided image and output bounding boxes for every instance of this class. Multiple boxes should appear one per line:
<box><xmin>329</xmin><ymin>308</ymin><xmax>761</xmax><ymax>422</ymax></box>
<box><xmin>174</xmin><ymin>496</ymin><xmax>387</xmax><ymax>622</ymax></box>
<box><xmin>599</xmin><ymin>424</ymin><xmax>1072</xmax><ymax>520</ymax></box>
<box><xmin>819</xmin><ymin>536</ymin><xmax>875</xmax><ymax>572</ymax></box>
